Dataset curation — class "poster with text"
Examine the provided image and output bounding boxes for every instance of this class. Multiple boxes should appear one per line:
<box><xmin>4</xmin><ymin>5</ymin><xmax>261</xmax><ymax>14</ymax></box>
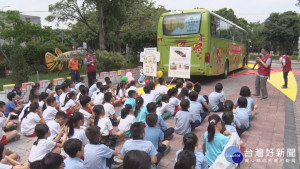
<box><xmin>143</xmin><ymin>52</ymin><xmax>158</xmax><ymax>77</ymax></box>
<box><xmin>168</xmin><ymin>46</ymin><xmax>191</xmax><ymax>79</ymax></box>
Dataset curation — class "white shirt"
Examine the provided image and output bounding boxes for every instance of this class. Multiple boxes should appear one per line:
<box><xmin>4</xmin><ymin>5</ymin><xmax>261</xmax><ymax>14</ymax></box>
<box><xmin>69</xmin><ymin>128</ymin><xmax>89</xmax><ymax>145</ymax></box>
<box><xmin>94</xmin><ymin>92</ymin><xmax>104</xmax><ymax>105</ymax></box>
<box><xmin>59</xmin><ymin>92</ymin><xmax>67</xmax><ymax>106</ymax></box>
<box><xmin>103</xmin><ymin>102</ymin><xmax>115</xmax><ymax>118</ymax></box>
<box><xmin>0</xmin><ymin>117</ymin><xmax>6</xmax><ymax>140</ymax></box>
<box><xmin>43</xmin><ymin>106</ymin><xmax>58</xmax><ymax>123</ymax></box>
<box><xmin>118</xmin><ymin>114</ymin><xmax>136</xmax><ymax>132</ymax></box>
<box><xmin>76</xmin><ymin>93</ymin><xmax>82</xmax><ymax>102</ymax></box>
<box><xmin>19</xmin><ymin>102</ymin><xmax>30</xmax><ymax>121</ymax></box>
<box><xmin>47</xmin><ymin>120</ymin><xmax>61</xmax><ymax>140</ymax></box>
<box><xmin>0</xmin><ymin>163</ymin><xmax>12</xmax><ymax>169</ymax></box>
<box><xmin>151</xmin><ymin>90</ymin><xmax>160</xmax><ymax>99</ymax></box>
<box><xmin>167</xmin><ymin>96</ymin><xmax>180</xmax><ymax>115</ymax></box>
<box><xmin>39</xmin><ymin>101</ymin><xmax>45</xmax><ymax>111</ymax></box>
<box><xmin>91</xmin><ymin>89</ymin><xmax>100</xmax><ymax>101</ymax></box>
<box><xmin>97</xmin><ymin>117</ymin><xmax>113</xmax><ymax>136</ymax></box>
<box><xmin>79</xmin><ymin>108</ymin><xmax>92</xmax><ymax>130</ymax></box>
<box><xmin>61</xmin><ymin>99</ymin><xmax>76</xmax><ymax>112</ymax></box>
<box><xmin>116</xmin><ymin>89</ymin><xmax>125</xmax><ymax>99</ymax></box>
<box><xmin>141</xmin><ymin>93</ymin><xmax>156</xmax><ymax>106</ymax></box>
<box><xmin>156</xmin><ymin>85</ymin><xmax>168</xmax><ymax>95</ymax></box>
<box><xmin>28</xmin><ymin>139</ymin><xmax>56</xmax><ymax>162</ymax></box>
<box><xmin>125</xmin><ymin>86</ymin><xmax>137</xmax><ymax>96</ymax></box>
<box><xmin>21</xmin><ymin>112</ymin><xmax>41</xmax><ymax>135</ymax></box>
<box><xmin>156</xmin><ymin>102</ymin><xmax>169</xmax><ymax>116</ymax></box>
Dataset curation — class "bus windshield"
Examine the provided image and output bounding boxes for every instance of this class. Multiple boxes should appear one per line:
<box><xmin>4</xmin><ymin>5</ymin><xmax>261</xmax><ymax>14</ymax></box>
<box><xmin>163</xmin><ymin>13</ymin><xmax>202</xmax><ymax>36</ymax></box>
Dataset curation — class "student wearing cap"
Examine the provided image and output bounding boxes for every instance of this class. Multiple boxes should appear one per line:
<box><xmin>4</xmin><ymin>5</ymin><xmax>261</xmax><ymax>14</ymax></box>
<box><xmin>84</xmin><ymin>49</ymin><xmax>97</xmax><ymax>87</ymax></box>
<box><xmin>69</xmin><ymin>52</ymin><xmax>80</xmax><ymax>83</ymax></box>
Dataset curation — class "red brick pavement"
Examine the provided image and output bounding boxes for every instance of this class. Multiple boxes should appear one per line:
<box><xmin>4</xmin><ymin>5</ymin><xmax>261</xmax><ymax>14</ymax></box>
<box><xmin>113</xmin><ymin>73</ymin><xmax>286</xmax><ymax>169</ymax></box>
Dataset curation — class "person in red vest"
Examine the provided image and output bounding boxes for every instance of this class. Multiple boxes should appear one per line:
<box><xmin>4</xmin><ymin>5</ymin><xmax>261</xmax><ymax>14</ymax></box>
<box><xmin>253</xmin><ymin>46</ymin><xmax>272</xmax><ymax>100</ymax></box>
<box><xmin>280</xmin><ymin>52</ymin><xmax>292</xmax><ymax>89</ymax></box>
<box><xmin>84</xmin><ymin>49</ymin><xmax>97</xmax><ymax>87</ymax></box>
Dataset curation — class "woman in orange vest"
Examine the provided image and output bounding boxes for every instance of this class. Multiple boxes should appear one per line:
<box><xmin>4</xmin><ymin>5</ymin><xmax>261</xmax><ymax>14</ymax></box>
<box><xmin>68</xmin><ymin>52</ymin><xmax>80</xmax><ymax>83</ymax></box>
<box><xmin>280</xmin><ymin>52</ymin><xmax>292</xmax><ymax>89</ymax></box>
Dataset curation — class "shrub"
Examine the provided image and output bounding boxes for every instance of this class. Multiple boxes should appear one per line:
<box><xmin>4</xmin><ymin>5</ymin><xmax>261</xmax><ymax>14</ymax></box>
<box><xmin>94</xmin><ymin>50</ymin><xmax>127</xmax><ymax>72</ymax></box>
<box><xmin>8</xmin><ymin>46</ymin><xmax>30</xmax><ymax>84</ymax></box>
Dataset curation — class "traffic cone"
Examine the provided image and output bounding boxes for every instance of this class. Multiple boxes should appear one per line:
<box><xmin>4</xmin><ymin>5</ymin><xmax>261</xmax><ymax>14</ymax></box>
<box><xmin>232</xmin><ymin>72</ymin><xmax>235</xmax><ymax>78</ymax></box>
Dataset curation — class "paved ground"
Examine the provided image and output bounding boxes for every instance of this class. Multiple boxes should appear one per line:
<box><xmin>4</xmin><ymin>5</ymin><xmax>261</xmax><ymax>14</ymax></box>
<box><xmin>4</xmin><ymin>60</ymin><xmax>300</xmax><ymax>169</ymax></box>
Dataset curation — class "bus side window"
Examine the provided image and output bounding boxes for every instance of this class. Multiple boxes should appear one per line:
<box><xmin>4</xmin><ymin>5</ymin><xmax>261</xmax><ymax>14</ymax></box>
<box><xmin>210</xmin><ymin>16</ymin><xmax>217</xmax><ymax>37</ymax></box>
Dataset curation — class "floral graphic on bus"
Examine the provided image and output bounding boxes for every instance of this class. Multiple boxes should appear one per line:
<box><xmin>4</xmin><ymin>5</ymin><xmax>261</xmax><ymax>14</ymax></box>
<box><xmin>226</xmin><ymin>44</ymin><xmax>230</xmax><ymax>59</ymax></box>
<box><xmin>216</xmin><ymin>48</ymin><xmax>222</xmax><ymax>68</ymax></box>
<box><xmin>233</xmin><ymin>55</ymin><xmax>237</xmax><ymax>68</ymax></box>
<box><xmin>177</xmin><ymin>42</ymin><xmax>186</xmax><ymax>47</ymax></box>
<box><xmin>193</xmin><ymin>42</ymin><xmax>203</xmax><ymax>60</ymax></box>
<box><xmin>198</xmin><ymin>34</ymin><xmax>206</xmax><ymax>41</ymax></box>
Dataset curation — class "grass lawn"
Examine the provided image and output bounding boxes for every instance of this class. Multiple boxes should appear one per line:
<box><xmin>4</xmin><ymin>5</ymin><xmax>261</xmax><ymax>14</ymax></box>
<box><xmin>0</xmin><ymin>67</ymin><xmax>87</xmax><ymax>91</ymax></box>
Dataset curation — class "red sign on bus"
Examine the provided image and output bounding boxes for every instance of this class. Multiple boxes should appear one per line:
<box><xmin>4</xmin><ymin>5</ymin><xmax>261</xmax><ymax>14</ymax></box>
<box><xmin>231</xmin><ymin>44</ymin><xmax>242</xmax><ymax>54</ymax></box>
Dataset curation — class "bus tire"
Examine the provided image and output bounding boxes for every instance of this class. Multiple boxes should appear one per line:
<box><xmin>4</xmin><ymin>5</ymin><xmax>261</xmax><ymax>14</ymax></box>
<box><xmin>222</xmin><ymin>61</ymin><xmax>229</xmax><ymax>79</ymax></box>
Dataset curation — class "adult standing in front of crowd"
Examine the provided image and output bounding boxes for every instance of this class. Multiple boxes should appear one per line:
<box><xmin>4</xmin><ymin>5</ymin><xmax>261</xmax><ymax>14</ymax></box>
<box><xmin>68</xmin><ymin>52</ymin><xmax>80</xmax><ymax>83</ymax></box>
<box><xmin>85</xmin><ymin>49</ymin><xmax>97</xmax><ymax>87</ymax></box>
<box><xmin>280</xmin><ymin>52</ymin><xmax>292</xmax><ymax>89</ymax></box>
<box><xmin>253</xmin><ymin>46</ymin><xmax>272</xmax><ymax>100</ymax></box>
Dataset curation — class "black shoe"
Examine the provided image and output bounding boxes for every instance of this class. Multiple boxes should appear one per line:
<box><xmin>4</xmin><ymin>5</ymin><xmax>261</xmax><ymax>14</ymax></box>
<box><xmin>281</xmin><ymin>86</ymin><xmax>287</xmax><ymax>89</ymax></box>
<box><xmin>261</xmin><ymin>97</ymin><xmax>268</xmax><ymax>100</ymax></box>
<box><xmin>253</xmin><ymin>94</ymin><xmax>260</xmax><ymax>97</ymax></box>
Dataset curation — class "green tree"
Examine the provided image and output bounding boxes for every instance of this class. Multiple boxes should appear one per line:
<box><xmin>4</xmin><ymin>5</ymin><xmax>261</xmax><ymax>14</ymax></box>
<box><xmin>263</xmin><ymin>11</ymin><xmax>300</xmax><ymax>53</ymax></box>
<box><xmin>248</xmin><ymin>22</ymin><xmax>266</xmax><ymax>52</ymax></box>
<box><xmin>0</xmin><ymin>11</ymin><xmax>51</xmax><ymax>45</ymax></box>
<box><xmin>8</xmin><ymin>46</ymin><xmax>30</xmax><ymax>84</ymax></box>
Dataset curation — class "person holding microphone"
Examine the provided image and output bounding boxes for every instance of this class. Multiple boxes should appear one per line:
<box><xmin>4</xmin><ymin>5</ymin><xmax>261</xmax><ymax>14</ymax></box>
<box><xmin>85</xmin><ymin>49</ymin><xmax>97</xmax><ymax>87</ymax></box>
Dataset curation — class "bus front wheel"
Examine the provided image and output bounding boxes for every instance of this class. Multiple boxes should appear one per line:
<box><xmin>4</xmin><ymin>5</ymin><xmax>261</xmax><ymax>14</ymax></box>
<box><xmin>222</xmin><ymin>61</ymin><xmax>229</xmax><ymax>79</ymax></box>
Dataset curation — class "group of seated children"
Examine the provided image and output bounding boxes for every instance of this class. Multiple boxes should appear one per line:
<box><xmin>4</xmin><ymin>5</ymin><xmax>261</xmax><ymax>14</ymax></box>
<box><xmin>0</xmin><ymin>74</ymin><xmax>258</xmax><ymax>169</ymax></box>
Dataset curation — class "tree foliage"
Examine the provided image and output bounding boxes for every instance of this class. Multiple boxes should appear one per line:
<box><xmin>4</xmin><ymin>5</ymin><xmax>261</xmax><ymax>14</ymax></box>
<box><xmin>263</xmin><ymin>11</ymin><xmax>300</xmax><ymax>53</ymax></box>
<box><xmin>213</xmin><ymin>8</ymin><xmax>249</xmax><ymax>31</ymax></box>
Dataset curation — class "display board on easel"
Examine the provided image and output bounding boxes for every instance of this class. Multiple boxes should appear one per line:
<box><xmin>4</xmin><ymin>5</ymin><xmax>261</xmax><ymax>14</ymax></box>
<box><xmin>168</xmin><ymin>46</ymin><xmax>191</xmax><ymax>79</ymax></box>
<box><xmin>140</xmin><ymin>48</ymin><xmax>160</xmax><ymax>77</ymax></box>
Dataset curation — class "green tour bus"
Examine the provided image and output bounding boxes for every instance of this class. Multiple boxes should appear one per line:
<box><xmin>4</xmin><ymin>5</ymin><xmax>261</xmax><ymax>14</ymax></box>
<box><xmin>157</xmin><ymin>8</ymin><xmax>248</xmax><ymax>78</ymax></box>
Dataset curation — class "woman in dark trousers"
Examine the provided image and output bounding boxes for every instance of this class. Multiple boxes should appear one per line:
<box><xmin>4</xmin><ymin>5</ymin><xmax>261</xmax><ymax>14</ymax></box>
<box><xmin>84</xmin><ymin>49</ymin><xmax>97</xmax><ymax>87</ymax></box>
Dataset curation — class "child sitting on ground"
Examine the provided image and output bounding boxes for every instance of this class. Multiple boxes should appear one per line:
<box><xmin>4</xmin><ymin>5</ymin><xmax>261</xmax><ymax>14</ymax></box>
<box><xmin>93</xmin><ymin>85</ymin><xmax>108</xmax><ymax>105</ymax></box>
<box><xmin>118</xmin><ymin>105</ymin><xmax>136</xmax><ymax>138</ymax></box>
<box><xmin>203</xmin><ymin>114</ymin><xmax>229</xmax><ymax>167</ymax></box>
<box><xmin>12</xmin><ymin>84</ymin><xmax>26</xmax><ymax>105</ymax></box>
<box><xmin>0</xmin><ymin>102</ymin><xmax>19</xmax><ymax>145</ymax></box>
<box><xmin>235</xmin><ymin>97</ymin><xmax>251</xmax><ymax>136</ymax></box>
<box><xmin>219</xmin><ymin>100</ymin><xmax>241</xmax><ymax>129</ymax></box>
<box><xmin>156</xmin><ymin>77</ymin><xmax>168</xmax><ymax>95</ymax></box>
<box><xmin>79</xmin><ymin>96</ymin><xmax>93</xmax><ymax>130</ymax></box>
<box><xmin>84</xmin><ymin>126</ymin><xmax>118</xmax><ymax>169</ymax></box>
<box><xmin>147</xmin><ymin>102</ymin><xmax>174</xmax><ymax>140</ymax></box>
<box><xmin>63</xmin><ymin>139</ymin><xmax>84</xmax><ymax>169</ymax></box>
<box><xmin>234</xmin><ymin>86</ymin><xmax>257</xmax><ymax>120</ymax></box>
<box><xmin>145</xmin><ymin>113</ymin><xmax>170</xmax><ymax>159</ymax></box>
<box><xmin>175</xmin><ymin>150</ymin><xmax>196</xmax><ymax>169</ymax></box>
<box><xmin>59</xmin><ymin>83</ymin><xmax>70</xmax><ymax>107</ymax></box>
<box><xmin>75</xmin><ymin>77</ymin><xmax>86</xmax><ymax>91</ymax></box>
<box><xmin>21</xmin><ymin>102</ymin><xmax>45</xmax><ymax>137</ymax></box>
<box><xmin>43</xmin><ymin>96</ymin><xmax>59</xmax><ymax>123</ymax></box>
<box><xmin>120</xmin><ymin>122</ymin><xmax>158</xmax><ymax>168</ymax></box>
<box><xmin>28</xmin><ymin>124</ymin><xmax>66</xmax><ymax>169</ymax></box>
<box><xmin>148</xmin><ymin>82</ymin><xmax>160</xmax><ymax>100</ymax></box>
<box><xmin>89</xmin><ymin>79</ymin><xmax>99</xmax><ymax>97</ymax></box>
<box><xmin>141</xmin><ymin>85</ymin><xmax>156</xmax><ymax>107</ymax></box>
<box><xmin>167</xmin><ymin>88</ymin><xmax>180</xmax><ymax>116</ymax></box>
<box><xmin>125</xmin><ymin>81</ymin><xmax>138</xmax><ymax>97</ymax></box>
<box><xmin>103</xmin><ymin>92</ymin><xmax>120</xmax><ymax>125</ymax></box>
<box><xmin>19</xmin><ymin>94</ymin><xmax>39</xmax><ymax>122</ymax></box>
<box><xmin>91</xmin><ymin>82</ymin><xmax>103</xmax><ymax>102</ymax></box>
<box><xmin>156</xmin><ymin>94</ymin><xmax>171</xmax><ymax>119</ymax></box>
<box><xmin>176</xmin><ymin>81</ymin><xmax>183</xmax><ymax>95</ymax></box>
<box><xmin>115</xmin><ymin>81</ymin><xmax>127</xmax><ymax>102</ymax></box>
<box><xmin>61</xmin><ymin>91</ymin><xmax>80</xmax><ymax>116</ymax></box>
<box><xmin>0</xmin><ymin>143</ymin><xmax>29</xmax><ymax>169</ymax></box>
<box><xmin>177</xmin><ymin>88</ymin><xmax>189</xmax><ymax>102</ymax></box>
<box><xmin>45</xmin><ymin>83</ymin><xmax>54</xmax><ymax>93</ymax></box>
<box><xmin>67</xmin><ymin>112</ymin><xmax>89</xmax><ymax>145</ymax></box>
<box><xmin>175</xmin><ymin>133</ymin><xmax>208</xmax><ymax>169</ymax></box>
<box><xmin>193</xmin><ymin>83</ymin><xmax>209</xmax><ymax>112</ymax></box>
<box><xmin>46</xmin><ymin>111</ymin><xmax>67</xmax><ymax>140</ymax></box>
<box><xmin>39</xmin><ymin>92</ymin><xmax>49</xmax><ymax>112</ymax></box>
<box><xmin>189</xmin><ymin>91</ymin><xmax>207</xmax><ymax>123</ymax></box>
<box><xmin>0</xmin><ymin>101</ymin><xmax>18</xmax><ymax>131</ymax></box>
<box><xmin>186</xmin><ymin>82</ymin><xmax>193</xmax><ymax>93</ymax></box>
<box><xmin>93</xmin><ymin>105</ymin><xmax>123</xmax><ymax>138</ymax></box>
<box><xmin>54</xmin><ymin>85</ymin><xmax>62</xmax><ymax>103</ymax></box>
<box><xmin>123</xmin><ymin>150</ymin><xmax>151</xmax><ymax>169</ymax></box>
<box><xmin>175</xmin><ymin>99</ymin><xmax>200</xmax><ymax>135</ymax></box>
<box><xmin>40</xmin><ymin>153</ymin><xmax>64</xmax><ymax>169</ymax></box>
<box><xmin>208</xmin><ymin>83</ymin><xmax>226</xmax><ymax>112</ymax></box>
<box><xmin>133</xmin><ymin>97</ymin><xmax>148</xmax><ymax>125</ymax></box>
<box><xmin>4</xmin><ymin>92</ymin><xmax>23</xmax><ymax>118</ymax></box>
<box><xmin>123</xmin><ymin>90</ymin><xmax>137</xmax><ymax>109</ymax></box>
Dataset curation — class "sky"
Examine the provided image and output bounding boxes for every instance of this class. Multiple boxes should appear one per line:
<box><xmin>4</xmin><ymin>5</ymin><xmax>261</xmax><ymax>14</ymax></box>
<box><xmin>0</xmin><ymin>0</ymin><xmax>299</xmax><ymax>29</ymax></box>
